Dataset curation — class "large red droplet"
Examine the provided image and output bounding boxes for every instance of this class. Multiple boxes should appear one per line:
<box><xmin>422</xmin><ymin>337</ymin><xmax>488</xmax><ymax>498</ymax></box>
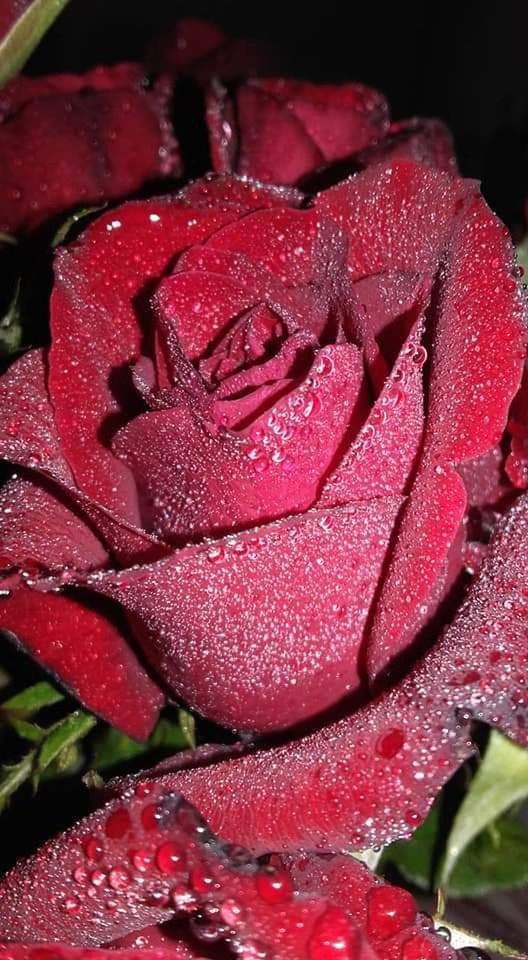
<box><xmin>401</xmin><ymin>935</ymin><xmax>438</xmax><ymax>960</ymax></box>
<box><xmin>255</xmin><ymin>866</ymin><xmax>293</xmax><ymax>905</ymax></box>
<box><xmin>105</xmin><ymin>809</ymin><xmax>132</xmax><ymax>840</ymax></box>
<box><xmin>367</xmin><ymin>886</ymin><xmax>417</xmax><ymax>941</ymax></box>
<box><xmin>376</xmin><ymin>728</ymin><xmax>405</xmax><ymax>760</ymax></box>
<box><xmin>308</xmin><ymin>906</ymin><xmax>360</xmax><ymax>960</ymax></box>
<box><xmin>155</xmin><ymin>841</ymin><xmax>186</xmax><ymax>875</ymax></box>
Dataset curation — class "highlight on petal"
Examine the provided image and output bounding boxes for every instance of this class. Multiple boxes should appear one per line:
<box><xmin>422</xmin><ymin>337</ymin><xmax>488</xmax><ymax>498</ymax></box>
<box><xmin>81</xmin><ymin>495</ymin><xmax>402</xmax><ymax>733</ymax></box>
<box><xmin>0</xmin><ymin>587</ymin><xmax>163</xmax><ymax>740</ymax></box>
<box><xmin>140</xmin><ymin>492</ymin><xmax>528</xmax><ymax>854</ymax></box>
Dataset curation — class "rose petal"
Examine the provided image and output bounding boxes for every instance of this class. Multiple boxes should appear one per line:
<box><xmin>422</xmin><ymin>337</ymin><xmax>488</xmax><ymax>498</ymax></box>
<box><xmin>0</xmin><ymin>63</ymin><xmax>147</xmax><ymax>117</ymax></box>
<box><xmin>175</xmin><ymin>171</ymin><xmax>303</xmax><ymax>213</ymax></box>
<box><xmin>0</xmin><ymin>474</ymin><xmax>107</xmax><ymax>573</ymax></box>
<box><xmin>229</xmin><ymin>79</ymin><xmax>389</xmax><ymax>185</ymax></box>
<box><xmin>367</xmin><ymin>194</ymin><xmax>527</xmax><ymax>679</ymax></box>
<box><xmin>0</xmin><ymin>75</ymin><xmax>180</xmax><ymax>233</ymax></box>
<box><xmin>0</xmin><ymin>350</ymin><xmax>167</xmax><ymax>566</ymax></box>
<box><xmin>284</xmin><ymin>853</ymin><xmax>457</xmax><ymax>959</ymax></box>
<box><xmin>81</xmin><ymin>495</ymin><xmax>401</xmax><ymax>733</ymax></box>
<box><xmin>358</xmin><ymin>118</ymin><xmax>459</xmax><ymax>175</ymax></box>
<box><xmin>49</xmin><ymin>200</ymin><xmax>239</xmax><ymax>522</ymax></box>
<box><xmin>0</xmin><ymin>788</ymin><xmax>372</xmax><ymax>955</ymax></box>
<box><xmin>114</xmin><ymin>344</ymin><xmax>365</xmax><ymax>543</ymax></box>
<box><xmin>315</xmin><ymin>159</ymin><xmax>474</xmax><ymax>280</ymax></box>
<box><xmin>320</xmin><ymin>318</ymin><xmax>425</xmax><ymax>504</ymax></box>
<box><xmin>0</xmin><ymin>587</ymin><xmax>163</xmax><ymax>739</ymax></box>
<box><xmin>147</xmin><ymin>18</ymin><xmax>271</xmax><ymax>85</ymax></box>
<box><xmin>151</xmin><ymin>492</ymin><xmax>528</xmax><ymax>853</ymax></box>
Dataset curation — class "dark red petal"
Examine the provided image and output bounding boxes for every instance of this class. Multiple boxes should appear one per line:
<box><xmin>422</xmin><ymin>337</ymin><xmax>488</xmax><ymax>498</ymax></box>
<box><xmin>155</xmin><ymin>492</ymin><xmax>528</xmax><ymax>854</ymax></box>
<box><xmin>0</xmin><ymin>474</ymin><xmax>108</xmax><ymax>573</ymax></box>
<box><xmin>319</xmin><ymin>318</ymin><xmax>425</xmax><ymax>505</ymax></box>
<box><xmin>0</xmin><ymin>63</ymin><xmax>146</xmax><ymax>116</ymax></box>
<box><xmin>235</xmin><ymin>83</ymin><xmax>324</xmax><ymax>185</ymax></box>
<box><xmin>458</xmin><ymin>446</ymin><xmax>509</xmax><ymax>511</ymax></box>
<box><xmin>0</xmin><ymin>350</ymin><xmax>167</xmax><ymax>566</ymax></box>
<box><xmin>367</xmin><ymin>195</ymin><xmax>527</xmax><ymax>679</ymax></box>
<box><xmin>0</xmin><ymin>787</ymin><xmax>372</xmax><ymax>955</ymax></box>
<box><xmin>175</xmin><ymin>172</ymin><xmax>303</xmax><ymax>213</ymax></box>
<box><xmin>506</xmin><ymin>362</ymin><xmax>528</xmax><ymax>488</ymax></box>
<box><xmin>233</xmin><ymin>79</ymin><xmax>389</xmax><ymax>185</ymax></box>
<box><xmin>0</xmin><ymin>587</ymin><xmax>163</xmax><ymax>739</ymax></box>
<box><xmin>114</xmin><ymin>344</ymin><xmax>365</xmax><ymax>544</ymax></box>
<box><xmin>81</xmin><ymin>495</ymin><xmax>401</xmax><ymax>733</ymax></box>
<box><xmin>0</xmin><ymin>77</ymin><xmax>179</xmax><ymax>234</ymax></box>
<box><xmin>284</xmin><ymin>853</ymin><xmax>457</xmax><ymax>960</ymax></box>
<box><xmin>315</xmin><ymin>159</ymin><xmax>474</xmax><ymax>280</ymax></box>
<box><xmin>358</xmin><ymin>118</ymin><xmax>459</xmax><ymax>175</ymax></box>
<box><xmin>49</xmin><ymin>201</ymin><xmax>239</xmax><ymax>522</ymax></box>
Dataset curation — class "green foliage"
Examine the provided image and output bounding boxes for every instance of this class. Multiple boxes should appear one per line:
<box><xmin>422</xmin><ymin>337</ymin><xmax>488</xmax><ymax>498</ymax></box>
<box><xmin>0</xmin><ymin>0</ymin><xmax>71</xmax><ymax>90</ymax></box>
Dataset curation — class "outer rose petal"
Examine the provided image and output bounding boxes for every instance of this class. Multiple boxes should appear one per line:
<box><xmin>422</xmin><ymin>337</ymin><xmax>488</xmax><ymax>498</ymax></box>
<box><xmin>315</xmin><ymin>159</ymin><xmax>474</xmax><ymax>280</ymax></box>
<box><xmin>49</xmin><ymin>200</ymin><xmax>239</xmax><ymax>522</ymax></box>
<box><xmin>0</xmin><ymin>789</ymin><xmax>374</xmax><ymax>955</ymax></box>
<box><xmin>114</xmin><ymin>344</ymin><xmax>365</xmax><ymax>543</ymax></box>
<box><xmin>81</xmin><ymin>496</ymin><xmax>401</xmax><ymax>733</ymax></box>
<box><xmin>0</xmin><ymin>0</ymin><xmax>30</xmax><ymax>40</ymax></box>
<box><xmin>0</xmin><ymin>587</ymin><xmax>163</xmax><ymax>740</ymax></box>
<box><xmin>357</xmin><ymin>117</ymin><xmax>459</xmax><ymax>175</ymax></box>
<box><xmin>0</xmin><ymin>350</ymin><xmax>167</xmax><ymax>565</ymax></box>
<box><xmin>0</xmin><ymin>475</ymin><xmax>107</xmax><ymax>573</ymax></box>
<box><xmin>175</xmin><ymin>171</ymin><xmax>304</xmax><ymax>213</ymax></box>
<box><xmin>367</xmin><ymin>195</ymin><xmax>527</xmax><ymax>679</ymax></box>
<box><xmin>0</xmin><ymin>63</ymin><xmax>147</xmax><ymax>116</ymax></box>
<box><xmin>147</xmin><ymin>18</ymin><xmax>271</xmax><ymax>85</ymax></box>
<box><xmin>284</xmin><ymin>853</ymin><xmax>458</xmax><ymax>960</ymax></box>
<box><xmin>215</xmin><ymin>79</ymin><xmax>389</xmax><ymax>186</ymax></box>
<box><xmin>0</xmin><ymin>76</ymin><xmax>180</xmax><ymax>234</ymax></box>
<box><xmin>131</xmin><ymin>492</ymin><xmax>528</xmax><ymax>853</ymax></box>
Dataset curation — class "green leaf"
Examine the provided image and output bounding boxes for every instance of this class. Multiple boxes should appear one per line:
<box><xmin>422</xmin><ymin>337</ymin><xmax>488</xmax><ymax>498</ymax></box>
<box><xmin>0</xmin><ymin>0</ymin><xmax>71</xmax><ymax>90</ymax></box>
<box><xmin>516</xmin><ymin>237</ymin><xmax>528</xmax><ymax>279</ymax></box>
<box><xmin>380</xmin><ymin>799</ymin><xmax>441</xmax><ymax>890</ymax></box>
<box><xmin>0</xmin><ymin>752</ymin><xmax>34</xmax><ymax>812</ymax></box>
<box><xmin>8</xmin><ymin>718</ymin><xmax>45</xmax><ymax>743</ymax></box>
<box><xmin>448</xmin><ymin>813</ymin><xmax>528</xmax><ymax>897</ymax></box>
<box><xmin>0</xmin><ymin>277</ymin><xmax>23</xmax><ymax>354</ymax></box>
<box><xmin>1</xmin><ymin>681</ymin><xmax>64</xmax><ymax>719</ymax></box>
<box><xmin>91</xmin><ymin>713</ymin><xmax>189</xmax><ymax>772</ymax></box>
<box><xmin>51</xmin><ymin>205</ymin><xmax>105</xmax><ymax>247</ymax></box>
<box><xmin>437</xmin><ymin>921</ymin><xmax>526</xmax><ymax>958</ymax></box>
<box><xmin>178</xmin><ymin>708</ymin><xmax>196</xmax><ymax>748</ymax></box>
<box><xmin>34</xmin><ymin>710</ymin><xmax>96</xmax><ymax>786</ymax></box>
<box><xmin>440</xmin><ymin>730</ymin><xmax>528</xmax><ymax>885</ymax></box>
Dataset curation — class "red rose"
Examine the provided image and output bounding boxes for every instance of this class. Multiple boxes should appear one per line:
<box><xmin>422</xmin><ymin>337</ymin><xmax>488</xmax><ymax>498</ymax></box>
<box><xmin>206</xmin><ymin>78</ymin><xmax>457</xmax><ymax>185</ymax></box>
<box><xmin>0</xmin><ymin>784</ymin><xmax>460</xmax><ymax>958</ymax></box>
<box><xmin>0</xmin><ymin>160</ymin><xmax>526</xmax><ymax>855</ymax></box>
<box><xmin>0</xmin><ymin>63</ymin><xmax>180</xmax><ymax>233</ymax></box>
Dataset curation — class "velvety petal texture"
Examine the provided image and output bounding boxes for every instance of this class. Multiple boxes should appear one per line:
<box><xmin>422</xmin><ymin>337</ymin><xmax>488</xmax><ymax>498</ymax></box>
<box><xmin>0</xmin><ymin>68</ymin><xmax>180</xmax><ymax>233</ymax></box>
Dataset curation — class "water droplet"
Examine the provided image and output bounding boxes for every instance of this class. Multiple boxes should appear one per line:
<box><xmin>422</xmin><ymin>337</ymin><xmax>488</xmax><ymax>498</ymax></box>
<box><xmin>141</xmin><ymin>803</ymin><xmax>159</xmax><ymax>831</ymax></box>
<box><xmin>105</xmin><ymin>808</ymin><xmax>132</xmax><ymax>839</ymax></box>
<box><xmin>171</xmin><ymin>884</ymin><xmax>197</xmax><ymax>913</ymax></box>
<box><xmin>191</xmin><ymin>865</ymin><xmax>216</xmax><ymax>893</ymax></box>
<box><xmin>401</xmin><ymin>935</ymin><xmax>438</xmax><ymax>960</ymax></box>
<box><xmin>63</xmin><ymin>896</ymin><xmax>82</xmax><ymax>915</ymax></box>
<box><xmin>83</xmin><ymin>837</ymin><xmax>103</xmax><ymax>862</ymax></box>
<box><xmin>207</xmin><ymin>545</ymin><xmax>224</xmax><ymax>563</ymax></box>
<box><xmin>220</xmin><ymin>897</ymin><xmax>245</xmax><ymax>926</ymax></box>
<box><xmin>129</xmin><ymin>848</ymin><xmax>151</xmax><ymax>872</ymax></box>
<box><xmin>255</xmin><ymin>866</ymin><xmax>293</xmax><ymax>905</ymax></box>
<box><xmin>90</xmin><ymin>869</ymin><xmax>107</xmax><ymax>887</ymax></box>
<box><xmin>376</xmin><ymin>728</ymin><xmax>405</xmax><ymax>759</ymax></box>
<box><xmin>155</xmin><ymin>841</ymin><xmax>185</xmax><ymax>875</ymax></box>
<box><xmin>367</xmin><ymin>886</ymin><xmax>416</xmax><ymax>940</ymax></box>
<box><xmin>108</xmin><ymin>867</ymin><xmax>131</xmax><ymax>891</ymax></box>
<box><xmin>308</xmin><ymin>906</ymin><xmax>360</xmax><ymax>960</ymax></box>
<box><xmin>404</xmin><ymin>809</ymin><xmax>421</xmax><ymax>828</ymax></box>
<box><xmin>73</xmin><ymin>865</ymin><xmax>88</xmax><ymax>885</ymax></box>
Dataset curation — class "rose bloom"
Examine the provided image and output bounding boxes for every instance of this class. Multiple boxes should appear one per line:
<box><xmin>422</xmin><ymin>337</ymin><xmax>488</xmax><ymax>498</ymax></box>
<box><xmin>0</xmin><ymin>787</ymin><xmax>462</xmax><ymax>957</ymax></box>
<box><xmin>1</xmin><ymin>149</ymin><xmax>528</xmax><ymax>868</ymax></box>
